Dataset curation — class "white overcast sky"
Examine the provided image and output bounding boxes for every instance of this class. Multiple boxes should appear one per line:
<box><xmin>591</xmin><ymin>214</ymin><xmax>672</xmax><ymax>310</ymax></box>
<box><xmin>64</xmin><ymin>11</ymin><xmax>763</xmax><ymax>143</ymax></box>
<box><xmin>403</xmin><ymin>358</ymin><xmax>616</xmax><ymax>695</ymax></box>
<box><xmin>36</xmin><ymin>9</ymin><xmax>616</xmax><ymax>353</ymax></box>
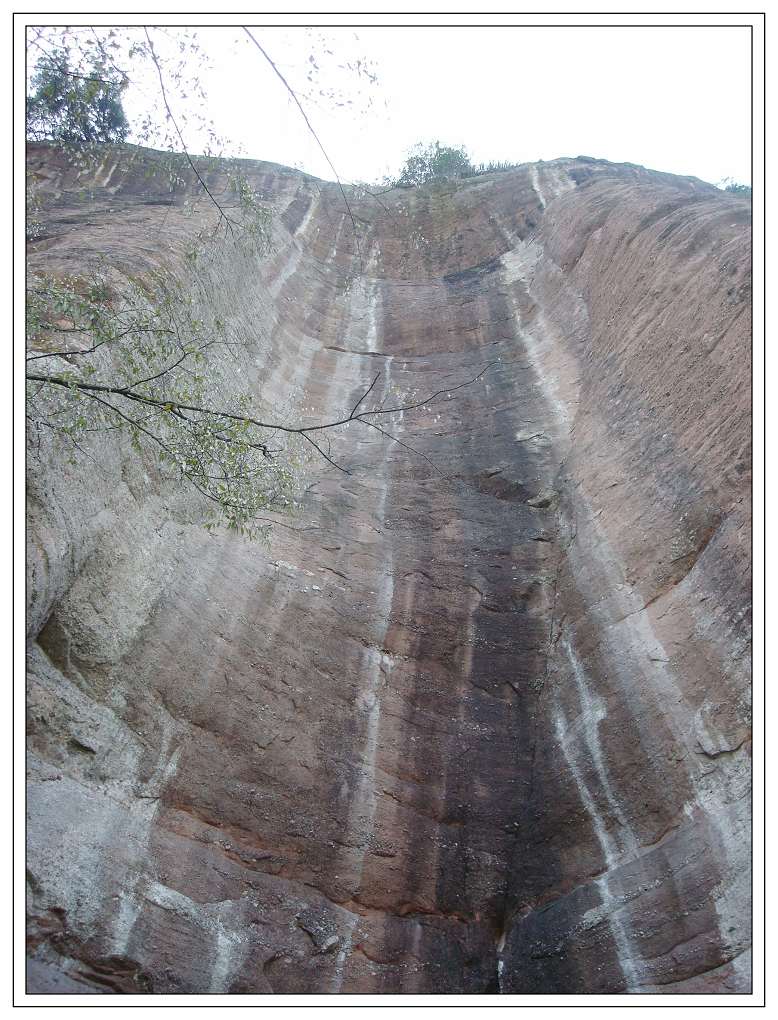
<box><xmin>151</xmin><ymin>24</ymin><xmax>751</xmax><ymax>187</ymax></box>
<box><xmin>32</xmin><ymin>23</ymin><xmax>753</xmax><ymax>186</ymax></box>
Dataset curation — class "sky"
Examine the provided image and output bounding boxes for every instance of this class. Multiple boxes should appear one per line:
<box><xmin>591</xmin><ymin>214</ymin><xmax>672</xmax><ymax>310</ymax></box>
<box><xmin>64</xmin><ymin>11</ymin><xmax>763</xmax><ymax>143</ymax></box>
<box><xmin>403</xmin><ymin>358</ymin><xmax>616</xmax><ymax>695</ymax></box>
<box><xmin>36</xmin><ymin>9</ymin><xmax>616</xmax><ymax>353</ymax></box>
<box><xmin>30</xmin><ymin>24</ymin><xmax>753</xmax><ymax>187</ymax></box>
<box><xmin>194</xmin><ymin>25</ymin><xmax>752</xmax><ymax>186</ymax></box>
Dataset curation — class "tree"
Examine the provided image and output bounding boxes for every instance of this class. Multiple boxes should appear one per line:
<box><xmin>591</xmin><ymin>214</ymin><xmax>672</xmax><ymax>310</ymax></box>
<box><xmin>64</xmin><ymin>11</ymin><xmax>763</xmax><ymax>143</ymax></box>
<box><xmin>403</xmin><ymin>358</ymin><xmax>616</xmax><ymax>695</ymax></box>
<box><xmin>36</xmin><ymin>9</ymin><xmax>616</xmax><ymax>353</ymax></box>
<box><xmin>26</xmin><ymin>49</ymin><xmax>129</xmax><ymax>145</ymax></box>
<box><xmin>26</xmin><ymin>256</ymin><xmax>300</xmax><ymax>539</ymax></box>
<box><xmin>26</xmin><ymin>29</ymin><xmax>489</xmax><ymax>537</ymax></box>
<box><xmin>395</xmin><ymin>141</ymin><xmax>475</xmax><ymax>187</ymax></box>
<box><xmin>26</xmin><ymin>257</ymin><xmax>492</xmax><ymax>538</ymax></box>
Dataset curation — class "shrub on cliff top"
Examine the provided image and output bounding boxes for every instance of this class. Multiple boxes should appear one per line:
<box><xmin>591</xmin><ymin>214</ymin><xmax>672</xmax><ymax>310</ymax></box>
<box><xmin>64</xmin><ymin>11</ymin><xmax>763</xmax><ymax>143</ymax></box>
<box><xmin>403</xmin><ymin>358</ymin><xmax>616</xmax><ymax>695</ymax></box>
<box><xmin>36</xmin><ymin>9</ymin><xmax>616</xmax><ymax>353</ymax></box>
<box><xmin>395</xmin><ymin>141</ymin><xmax>476</xmax><ymax>186</ymax></box>
<box><xmin>392</xmin><ymin>142</ymin><xmax>521</xmax><ymax>188</ymax></box>
<box><xmin>723</xmin><ymin>180</ymin><xmax>752</xmax><ymax>197</ymax></box>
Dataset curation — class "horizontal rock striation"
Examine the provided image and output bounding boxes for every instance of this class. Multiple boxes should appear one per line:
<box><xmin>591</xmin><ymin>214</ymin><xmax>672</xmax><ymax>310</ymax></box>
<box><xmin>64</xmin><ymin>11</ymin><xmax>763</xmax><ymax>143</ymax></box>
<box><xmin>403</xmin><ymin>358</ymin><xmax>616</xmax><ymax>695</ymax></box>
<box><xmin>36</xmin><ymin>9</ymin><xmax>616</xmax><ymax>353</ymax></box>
<box><xmin>26</xmin><ymin>145</ymin><xmax>751</xmax><ymax>994</ymax></box>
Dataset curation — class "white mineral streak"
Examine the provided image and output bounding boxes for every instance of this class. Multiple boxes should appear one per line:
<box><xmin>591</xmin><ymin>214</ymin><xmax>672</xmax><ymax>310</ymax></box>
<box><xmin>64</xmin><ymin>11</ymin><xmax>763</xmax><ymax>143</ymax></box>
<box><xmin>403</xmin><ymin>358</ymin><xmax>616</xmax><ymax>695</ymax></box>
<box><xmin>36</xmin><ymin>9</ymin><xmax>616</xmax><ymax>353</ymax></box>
<box><xmin>400</xmin><ymin>920</ymin><xmax>425</xmax><ymax>991</ymax></box>
<box><xmin>294</xmin><ymin>189</ymin><xmax>319</xmax><ymax>239</ymax></box>
<box><xmin>543</xmin><ymin>163</ymin><xmax>576</xmax><ymax>204</ymax></box>
<box><xmin>566</xmin><ymin>505</ymin><xmax>750</xmax><ymax>962</ymax></box>
<box><xmin>266</xmin><ymin>192</ymin><xmax>319</xmax><ymax>302</ymax></box>
<box><xmin>260</xmin><ymin>202</ymin><xmax>359</xmax><ymax>475</ymax></box>
<box><xmin>209</xmin><ymin>930</ymin><xmax>241</xmax><ymax>995</ymax></box>
<box><xmin>327</xmin><ymin>214</ymin><xmax>347</xmax><ymax>264</ymax></box>
<box><xmin>531</xmin><ymin>162</ymin><xmax>576</xmax><ymax>211</ymax></box>
<box><xmin>554</xmin><ymin>640</ymin><xmax>642</xmax><ymax>990</ymax></box>
<box><xmin>99</xmin><ymin>160</ymin><xmax>120</xmax><ymax>191</ymax></box>
<box><xmin>500</xmin><ymin>223</ymin><xmax>749</xmax><ymax>989</ymax></box>
<box><xmin>462</xmin><ymin>581</ymin><xmax>482</xmax><ymax>685</ymax></box>
<box><xmin>332</xmin><ymin>267</ymin><xmax>395</xmax><ymax>994</ymax></box>
<box><xmin>142</xmin><ymin>881</ymin><xmax>246</xmax><ymax>993</ymax></box>
<box><xmin>496</xmin><ymin>930</ymin><xmax>507</xmax><ymax>992</ymax></box>
<box><xmin>112</xmin><ymin>716</ymin><xmax>182</xmax><ymax>956</ymax></box>
<box><xmin>563</xmin><ymin>638</ymin><xmax>637</xmax><ymax>848</ymax></box>
<box><xmin>269</xmin><ymin>235</ymin><xmax>303</xmax><ymax>302</ymax></box>
<box><xmin>501</xmin><ymin>239</ymin><xmax>573</xmax><ymax>440</ymax></box>
<box><xmin>529</xmin><ymin>165</ymin><xmax>547</xmax><ymax>210</ymax></box>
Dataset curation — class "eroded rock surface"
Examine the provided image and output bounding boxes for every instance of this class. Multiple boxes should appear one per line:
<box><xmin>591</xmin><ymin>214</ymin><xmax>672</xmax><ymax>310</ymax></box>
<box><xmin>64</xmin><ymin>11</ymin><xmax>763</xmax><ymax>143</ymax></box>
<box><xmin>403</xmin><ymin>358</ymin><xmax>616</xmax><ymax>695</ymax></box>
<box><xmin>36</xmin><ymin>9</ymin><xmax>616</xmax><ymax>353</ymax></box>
<box><xmin>26</xmin><ymin>145</ymin><xmax>751</xmax><ymax>994</ymax></box>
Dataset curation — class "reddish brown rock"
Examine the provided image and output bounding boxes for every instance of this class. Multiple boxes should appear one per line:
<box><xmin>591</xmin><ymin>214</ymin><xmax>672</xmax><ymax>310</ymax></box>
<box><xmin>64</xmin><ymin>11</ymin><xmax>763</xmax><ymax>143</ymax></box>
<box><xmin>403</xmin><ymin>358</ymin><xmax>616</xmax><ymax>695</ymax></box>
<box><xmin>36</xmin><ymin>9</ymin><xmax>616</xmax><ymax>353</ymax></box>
<box><xmin>26</xmin><ymin>145</ymin><xmax>751</xmax><ymax>994</ymax></box>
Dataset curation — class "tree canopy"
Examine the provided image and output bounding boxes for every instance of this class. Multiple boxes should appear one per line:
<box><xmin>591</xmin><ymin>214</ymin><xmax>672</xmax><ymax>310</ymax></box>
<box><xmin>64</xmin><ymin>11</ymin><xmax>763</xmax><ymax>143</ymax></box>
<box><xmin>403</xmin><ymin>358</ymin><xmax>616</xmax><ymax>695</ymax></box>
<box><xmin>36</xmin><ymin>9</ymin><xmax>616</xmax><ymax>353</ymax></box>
<box><xmin>724</xmin><ymin>181</ymin><xmax>752</xmax><ymax>197</ymax></box>
<box><xmin>25</xmin><ymin>30</ymin><xmax>490</xmax><ymax>538</ymax></box>
<box><xmin>396</xmin><ymin>141</ymin><xmax>475</xmax><ymax>186</ymax></box>
<box><xmin>392</xmin><ymin>141</ymin><xmax>522</xmax><ymax>188</ymax></box>
<box><xmin>26</xmin><ymin>49</ymin><xmax>129</xmax><ymax>145</ymax></box>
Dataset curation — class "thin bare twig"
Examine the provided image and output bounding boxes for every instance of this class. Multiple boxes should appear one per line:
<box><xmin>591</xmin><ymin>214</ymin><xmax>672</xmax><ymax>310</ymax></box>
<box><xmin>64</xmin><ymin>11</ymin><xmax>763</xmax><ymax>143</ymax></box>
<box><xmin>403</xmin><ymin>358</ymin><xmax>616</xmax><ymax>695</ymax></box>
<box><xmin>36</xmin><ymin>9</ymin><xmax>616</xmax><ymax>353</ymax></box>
<box><xmin>144</xmin><ymin>28</ymin><xmax>238</xmax><ymax>233</ymax></box>
<box><xmin>358</xmin><ymin>417</ymin><xmax>441</xmax><ymax>476</ymax></box>
<box><xmin>90</xmin><ymin>28</ymin><xmax>131</xmax><ymax>85</ymax></box>
<box><xmin>242</xmin><ymin>28</ymin><xmax>363</xmax><ymax>270</ymax></box>
<box><xmin>26</xmin><ymin>326</ymin><xmax>175</xmax><ymax>362</ymax></box>
<box><xmin>353</xmin><ymin>362</ymin><xmax>498</xmax><ymax>421</ymax></box>
<box><xmin>299</xmin><ymin>430</ymin><xmax>350</xmax><ymax>475</ymax></box>
<box><xmin>349</xmin><ymin>371</ymin><xmax>380</xmax><ymax>418</ymax></box>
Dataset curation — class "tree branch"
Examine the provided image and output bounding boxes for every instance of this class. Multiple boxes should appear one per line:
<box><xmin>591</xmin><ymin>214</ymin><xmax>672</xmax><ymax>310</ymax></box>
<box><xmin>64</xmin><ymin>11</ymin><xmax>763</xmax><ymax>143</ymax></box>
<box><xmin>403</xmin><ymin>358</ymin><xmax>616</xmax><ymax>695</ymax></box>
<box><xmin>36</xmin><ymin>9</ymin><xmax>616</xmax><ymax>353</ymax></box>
<box><xmin>299</xmin><ymin>430</ymin><xmax>350</xmax><ymax>474</ymax></box>
<box><xmin>351</xmin><ymin>362</ymin><xmax>498</xmax><ymax>421</ymax></box>
<box><xmin>28</xmin><ymin>365</ymin><xmax>493</xmax><ymax>444</ymax></box>
<box><xmin>144</xmin><ymin>28</ymin><xmax>238</xmax><ymax>233</ymax></box>
<box><xmin>357</xmin><ymin>417</ymin><xmax>441</xmax><ymax>476</ymax></box>
<box><xmin>26</xmin><ymin>326</ymin><xmax>175</xmax><ymax>362</ymax></box>
<box><xmin>60</xmin><ymin>69</ymin><xmax>124</xmax><ymax>88</ymax></box>
<box><xmin>349</xmin><ymin>370</ymin><xmax>380</xmax><ymax>418</ymax></box>
<box><xmin>27</xmin><ymin>361</ymin><xmax>495</xmax><ymax>472</ymax></box>
<box><xmin>242</xmin><ymin>28</ymin><xmax>363</xmax><ymax>270</ymax></box>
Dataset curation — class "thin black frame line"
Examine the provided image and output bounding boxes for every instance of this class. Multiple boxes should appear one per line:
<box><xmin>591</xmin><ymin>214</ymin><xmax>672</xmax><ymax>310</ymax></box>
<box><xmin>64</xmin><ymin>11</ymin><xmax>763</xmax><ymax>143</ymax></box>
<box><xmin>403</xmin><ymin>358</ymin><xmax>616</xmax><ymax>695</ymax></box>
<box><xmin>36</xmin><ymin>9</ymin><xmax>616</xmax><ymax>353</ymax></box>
<box><xmin>19</xmin><ymin>22</ymin><xmax>761</xmax><ymax>27</ymax></box>
<box><xmin>12</xmin><ymin>11</ymin><xmax>769</xmax><ymax>17</ymax></box>
<box><xmin>15</xmin><ymin>15</ymin><xmax>762</xmax><ymax>1003</ymax></box>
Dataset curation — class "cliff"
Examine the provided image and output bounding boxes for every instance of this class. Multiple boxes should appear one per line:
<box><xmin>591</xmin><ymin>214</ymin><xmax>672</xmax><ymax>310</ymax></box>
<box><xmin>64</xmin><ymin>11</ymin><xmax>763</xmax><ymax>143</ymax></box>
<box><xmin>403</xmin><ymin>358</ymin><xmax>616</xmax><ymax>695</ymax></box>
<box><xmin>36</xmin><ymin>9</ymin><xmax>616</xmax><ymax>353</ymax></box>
<box><xmin>26</xmin><ymin>143</ymin><xmax>752</xmax><ymax>994</ymax></box>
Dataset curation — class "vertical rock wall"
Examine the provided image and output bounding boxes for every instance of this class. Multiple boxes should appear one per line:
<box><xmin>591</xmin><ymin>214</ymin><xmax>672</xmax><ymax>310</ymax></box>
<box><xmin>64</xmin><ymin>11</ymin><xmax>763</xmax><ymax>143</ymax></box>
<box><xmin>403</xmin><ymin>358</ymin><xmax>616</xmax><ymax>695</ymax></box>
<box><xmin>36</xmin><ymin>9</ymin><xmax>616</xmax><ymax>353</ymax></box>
<box><xmin>26</xmin><ymin>146</ymin><xmax>751</xmax><ymax>994</ymax></box>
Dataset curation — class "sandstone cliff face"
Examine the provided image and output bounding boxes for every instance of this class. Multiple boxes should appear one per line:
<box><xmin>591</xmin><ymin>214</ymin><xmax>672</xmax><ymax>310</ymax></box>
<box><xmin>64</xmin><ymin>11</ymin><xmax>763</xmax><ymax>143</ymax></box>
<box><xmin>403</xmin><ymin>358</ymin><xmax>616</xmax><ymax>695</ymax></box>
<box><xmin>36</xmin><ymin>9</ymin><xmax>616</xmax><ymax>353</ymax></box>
<box><xmin>26</xmin><ymin>145</ymin><xmax>752</xmax><ymax>994</ymax></box>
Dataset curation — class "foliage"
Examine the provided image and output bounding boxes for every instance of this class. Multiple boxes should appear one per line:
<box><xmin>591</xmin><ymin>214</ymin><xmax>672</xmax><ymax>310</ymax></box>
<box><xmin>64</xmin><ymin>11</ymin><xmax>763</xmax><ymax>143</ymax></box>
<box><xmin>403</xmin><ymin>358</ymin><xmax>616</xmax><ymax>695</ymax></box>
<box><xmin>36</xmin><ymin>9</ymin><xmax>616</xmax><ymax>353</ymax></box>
<box><xmin>25</xmin><ymin>28</ymin><xmax>482</xmax><ymax>537</ymax></box>
<box><xmin>26</xmin><ymin>27</ymin><xmax>287</xmax><ymax>537</ymax></box>
<box><xmin>26</xmin><ymin>48</ymin><xmax>129</xmax><ymax>145</ymax></box>
<box><xmin>25</xmin><ymin>253</ymin><xmax>487</xmax><ymax>538</ymax></box>
<box><xmin>26</xmin><ymin>261</ymin><xmax>301</xmax><ymax>540</ymax></box>
<box><xmin>391</xmin><ymin>142</ymin><xmax>521</xmax><ymax>188</ymax></box>
<box><xmin>395</xmin><ymin>141</ymin><xmax>475</xmax><ymax>187</ymax></box>
<box><xmin>470</xmin><ymin>159</ymin><xmax>521</xmax><ymax>177</ymax></box>
<box><xmin>26</xmin><ymin>169</ymin><xmax>45</xmax><ymax>240</ymax></box>
<box><xmin>722</xmin><ymin>179</ymin><xmax>752</xmax><ymax>197</ymax></box>
<box><xmin>180</xmin><ymin>156</ymin><xmax>275</xmax><ymax>259</ymax></box>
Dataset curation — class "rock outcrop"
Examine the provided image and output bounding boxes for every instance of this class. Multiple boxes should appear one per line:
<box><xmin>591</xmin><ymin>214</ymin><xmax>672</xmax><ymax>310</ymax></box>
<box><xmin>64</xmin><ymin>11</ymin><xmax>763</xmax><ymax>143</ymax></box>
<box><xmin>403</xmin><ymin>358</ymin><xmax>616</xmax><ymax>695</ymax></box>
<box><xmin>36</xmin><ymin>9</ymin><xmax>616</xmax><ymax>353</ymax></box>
<box><xmin>26</xmin><ymin>144</ymin><xmax>752</xmax><ymax>994</ymax></box>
